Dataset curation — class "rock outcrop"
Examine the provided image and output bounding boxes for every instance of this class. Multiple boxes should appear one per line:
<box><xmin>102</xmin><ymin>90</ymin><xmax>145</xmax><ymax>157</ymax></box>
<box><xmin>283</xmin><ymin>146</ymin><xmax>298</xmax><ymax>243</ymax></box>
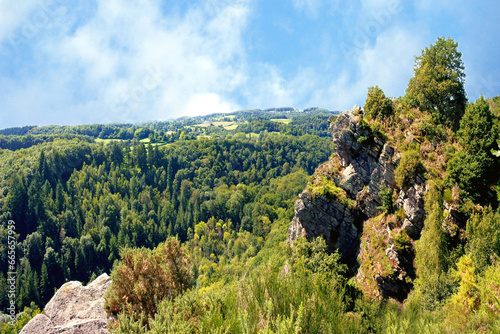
<box><xmin>288</xmin><ymin>106</ymin><xmax>427</xmax><ymax>299</ymax></box>
<box><xmin>20</xmin><ymin>274</ymin><xmax>113</xmax><ymax>334</ymax></box>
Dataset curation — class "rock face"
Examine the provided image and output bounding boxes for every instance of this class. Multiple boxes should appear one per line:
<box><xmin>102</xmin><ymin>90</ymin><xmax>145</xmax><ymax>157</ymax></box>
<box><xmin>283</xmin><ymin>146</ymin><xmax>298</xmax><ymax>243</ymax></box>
<box><xmin>288</xmin><ymin>106</ymin><xmax>427</xmax><ymax>299</ymax></box>
<box><xmin>20</xmin><ymin>274</ymin><xmax>112</xmax><ymax>334</ymax></box>
<box><xmin>396</xmin><ymin>176</ymin><xmax>426</xmax><ymax>239</ymax></box>
<box><xmin>331</xmin><ymin>107</ymin><xmax>397</xmax><ymax>217</ymax></box>
<box><xmin>288</xmin><ymin>186</ymin><xmax>359</xmax><ymax>265</ymax></box>
<box><xmin>288</xmin><ymin>107</ymin><xmax>397</xmax><ymax>261</ymax></box>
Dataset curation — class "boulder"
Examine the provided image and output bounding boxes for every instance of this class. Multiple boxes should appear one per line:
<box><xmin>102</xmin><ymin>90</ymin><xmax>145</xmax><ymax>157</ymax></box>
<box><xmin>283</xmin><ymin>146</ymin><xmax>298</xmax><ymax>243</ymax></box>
<box><xmin>20</xmin><ymin>274</ymin><xmax>113</xmax><ymax>334</ymax></box>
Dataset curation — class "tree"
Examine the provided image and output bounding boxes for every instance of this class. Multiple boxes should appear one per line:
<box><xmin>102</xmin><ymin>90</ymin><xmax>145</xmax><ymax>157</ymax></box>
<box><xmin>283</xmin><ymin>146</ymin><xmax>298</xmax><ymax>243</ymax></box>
<box><xmin>446</xmin><ymin>96</ymin><xmax>499</xmax><ymax>202</ymax></box>
<box><xmin>410</xmin><ymin>183</ymin><xmax>452</xmax><ymax>310</ymax></box>
<box><xmin>458</xmin><ymin>96</ymin><xmax>498</xmax><ymax>154</ymax></box>
<box><xmin>110</xmin><ymin>142</ymin><xmax>124</xmax><ymax>166</ymax></box>
<box><xmin>7</xmin><ymin>173</ymin><xmax>28</xmax><ymax>237</ymax></box>
<box><xmin>406</xmin><ymin>37</ymin><xmax>466</xmax><ymax>128</ymax></box>
<box><xmin>466</xmin><ymin>207</ymin><xmax>500</xmax><ymax>273</ymax></box>
<box><xmin>364</xmin><ymin>86</ymin><xmax>393</xmax><ymax>119</ymax></box>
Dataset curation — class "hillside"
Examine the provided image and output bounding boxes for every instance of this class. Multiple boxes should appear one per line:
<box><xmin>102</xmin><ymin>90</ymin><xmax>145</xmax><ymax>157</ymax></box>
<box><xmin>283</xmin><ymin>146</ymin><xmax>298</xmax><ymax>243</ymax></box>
<box><xmin>2</xmin><ymin>37</ymin><xmax>500</xmax><ymax>334</ymax></box>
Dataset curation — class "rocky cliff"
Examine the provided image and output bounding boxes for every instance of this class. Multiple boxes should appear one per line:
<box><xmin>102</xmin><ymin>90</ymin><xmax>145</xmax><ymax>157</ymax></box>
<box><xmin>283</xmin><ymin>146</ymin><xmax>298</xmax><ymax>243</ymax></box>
<box><xmin>20</xmin><ymin>274</ymin><xmax>113</xmax><ymax>334</ymax></box>
<box><xmin>288</xmin><ymin>106</ymin><xmax>426</xmax><ymax>299</ymax></box>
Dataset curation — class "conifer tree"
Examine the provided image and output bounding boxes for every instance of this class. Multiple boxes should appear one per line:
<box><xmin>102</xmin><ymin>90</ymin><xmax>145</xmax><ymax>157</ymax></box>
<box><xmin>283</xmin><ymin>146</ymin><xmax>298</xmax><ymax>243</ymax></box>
<box><xmin>411</xmin><ymin>183</ymin><xmax>452</xmax><ymax>310</ymax></box>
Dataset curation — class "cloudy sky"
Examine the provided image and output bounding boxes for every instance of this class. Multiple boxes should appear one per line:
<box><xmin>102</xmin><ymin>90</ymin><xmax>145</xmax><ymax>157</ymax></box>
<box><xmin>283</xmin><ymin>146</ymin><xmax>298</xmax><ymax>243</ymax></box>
<box><xmin>0</xmin><ymin>0</ymin><xmax>499</xmax><ymax>128</ymax></box>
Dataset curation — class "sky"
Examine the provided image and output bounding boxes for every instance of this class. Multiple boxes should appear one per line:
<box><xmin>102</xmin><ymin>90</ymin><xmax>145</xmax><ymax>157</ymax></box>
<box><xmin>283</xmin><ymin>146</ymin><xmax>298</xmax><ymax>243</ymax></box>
<box><xmin>0</xmin><ymin>0</ymin><xmax>499</xmax><ymax>128</ymax></box>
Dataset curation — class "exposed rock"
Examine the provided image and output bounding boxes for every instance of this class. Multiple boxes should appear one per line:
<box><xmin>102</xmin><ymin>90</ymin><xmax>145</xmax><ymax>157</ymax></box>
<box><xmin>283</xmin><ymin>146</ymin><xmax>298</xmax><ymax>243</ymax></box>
<box><xmin>289</xmin><ymin>106</ymin><xmax>427</xmax><ymax>300</ymax></box>
<box><xmin>396</xmin><ymin>176</ymin><xmax>426</xmax><ymax>239</ymax></box>
<box><xmin>289</xmin><ymin>107</ymin><xmax>397</xmax><ymax>259</ymax></box>
<box><xmin>20</xmin><ymin>274</ymin><xmax>113</xmax><ymax>334</ymax></box>
<box><xmin>288</xmin><ymin>190</ymin><xmax>359</xmax><ymax>265</ymax></box>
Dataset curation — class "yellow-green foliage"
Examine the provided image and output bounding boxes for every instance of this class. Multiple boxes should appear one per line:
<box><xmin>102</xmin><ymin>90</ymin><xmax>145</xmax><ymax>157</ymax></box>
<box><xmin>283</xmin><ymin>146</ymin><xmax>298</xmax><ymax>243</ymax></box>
<box><xmin>410</xmin><ymin>183</ymin><xmax>453</xmax><ymax>311</ymax></box>
<box><xmin>0</xmin><ymin>303</ymin><xmax>41</xmax><ymax>334</ymax></box>
<box><xmin>394</xmin><ymin>149</ymin><xmax>425</xmax><ymax>189</ymax></box>
<box><xmin>444</xmin><ymin>256</ymin><xmax>500</xmax><ymax>332</ymax></box>
<box><xmin>365</xmin><ymin>86</ymin><xmax>393</xmax><ymax>120</ymax></box>
<box><xmin>309</xmin><ymin>176</ymin><xmax>356</xmax><ymax>210</ymax></box>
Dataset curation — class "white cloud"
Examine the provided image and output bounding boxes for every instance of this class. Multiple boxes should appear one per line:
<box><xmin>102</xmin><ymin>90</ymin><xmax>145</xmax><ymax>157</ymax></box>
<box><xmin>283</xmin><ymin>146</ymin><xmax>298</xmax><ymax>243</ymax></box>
<box><xmin>184</xmin><ymin>93</ymin><xmax>236</xmax><ymax>117</ymax></box>
<box><xmin>0</xmin><ymin>0</ymin><xmax>38</xmax><ymax>43</ymax></box>
<box><xmin>308</xmin><ymin>27</ymin><xmax>423</xmax><ymax>111</ymax></box>
<box><xmin>0</xmin><ymin>0</ymin><xmax>252</xmax><ymax>126</ymax></box>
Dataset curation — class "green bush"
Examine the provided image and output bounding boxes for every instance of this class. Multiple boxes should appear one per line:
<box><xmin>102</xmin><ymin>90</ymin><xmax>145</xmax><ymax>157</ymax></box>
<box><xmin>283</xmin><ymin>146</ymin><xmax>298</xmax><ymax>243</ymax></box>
<box><xmin>377</xmin><ymin>186</ymin><xmax>394</xmax><ymax>214</ymax></box>
<box><xmin>105</xmin><ymin>238</ymin><xmax>193</xmax><ymax>323</ymax></box>
<box><xmin>395</xmin><ymin>149</ymin><xmax>425</xmax><ymax>189</ymax></box>
<box><xmin>365</xmin><ymin>86</ymin><xmax>393</xmax><ymax>119</ymax></box>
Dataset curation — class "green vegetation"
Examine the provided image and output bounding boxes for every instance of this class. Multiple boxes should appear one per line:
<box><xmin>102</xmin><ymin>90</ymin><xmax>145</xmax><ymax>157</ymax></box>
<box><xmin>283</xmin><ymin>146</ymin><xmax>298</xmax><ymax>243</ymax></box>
<box><xmin>365</xmin><ymin>86</ymin><xmax>393</xmax><ymax>120</ymax></box>
<box><xmin>405</xmin><ymin>37</ymin><xmax>466</xmax><ymax>128</ymax></box>
<box><xmin>394</xmin><ymin>148</ymin><xmax>425</xmax><ymax>189</ymax></box>
<box><xmin>2</xmin><ymin>37</ymin><xmax>500</xmax><ymax>333</ymax></box>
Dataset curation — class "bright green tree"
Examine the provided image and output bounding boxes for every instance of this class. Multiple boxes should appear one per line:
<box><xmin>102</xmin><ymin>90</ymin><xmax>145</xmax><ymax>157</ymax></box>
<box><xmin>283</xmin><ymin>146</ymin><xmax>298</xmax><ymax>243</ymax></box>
<box><xmin>410</xmin><ymin>183</ymin><xmax>452</xmax><ymax>310</ymax></box>
<box><xmin>364</xmin><ymin>86</ymin><xmax>393</xmax><ymax>119</ymax></box>
<box><xmin>406</xmin><ymin>37</ymin><xmax>466</xmax><ymax>128</ymax></box>
<box><xmin>466</xmin><ymin>207</ymin><xmax>500</xmax><ymax>273</ymax></box>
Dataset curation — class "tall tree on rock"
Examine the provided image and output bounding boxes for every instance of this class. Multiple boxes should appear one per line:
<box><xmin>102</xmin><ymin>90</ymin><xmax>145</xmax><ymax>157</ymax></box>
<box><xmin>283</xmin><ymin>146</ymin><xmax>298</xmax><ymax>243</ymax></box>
<box><xmin>406</xmin><ymin>37</ymin><xmax>466</xmax><ymax>129</ymax></box>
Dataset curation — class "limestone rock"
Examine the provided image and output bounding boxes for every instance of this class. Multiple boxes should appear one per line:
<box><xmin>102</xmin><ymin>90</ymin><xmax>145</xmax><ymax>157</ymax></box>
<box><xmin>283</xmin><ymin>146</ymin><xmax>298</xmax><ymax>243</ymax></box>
<box><xmin>288</xmin><ymin>190</ymin><xmax>358</xmax><ymax>264</ymax></box>
<box><xmin>396</xmin><ymin>176</ymin><xmax>426</xmax><ymax>239</ymax></box>
<box><xmin>20</xmin><ymin>274</ymin><xmax>113</xmax><ymax>334</ymax></box>
<box><xmin>289</xmin><ymin>106</ymin><xmax>427</xmax><ymax>300</ymax></box>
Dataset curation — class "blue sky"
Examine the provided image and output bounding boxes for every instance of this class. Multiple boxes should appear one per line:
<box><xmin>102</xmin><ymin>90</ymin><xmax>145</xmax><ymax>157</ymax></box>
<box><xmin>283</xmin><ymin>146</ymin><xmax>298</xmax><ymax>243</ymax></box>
<box><xmin>0</xmin><ymin>0</ymin><xmax>499</xmax><ymax>128</ymax></box>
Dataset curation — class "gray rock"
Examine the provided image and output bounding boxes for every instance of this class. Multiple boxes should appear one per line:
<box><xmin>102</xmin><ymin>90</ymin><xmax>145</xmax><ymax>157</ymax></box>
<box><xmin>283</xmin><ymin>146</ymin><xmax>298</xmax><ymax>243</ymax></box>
<box><xmin>20</xmin><ymin>274</ymin><xmax>113</xmax><ymax>334</ymax></box>
<box><xmin>396</xmin><ymin>177</ymin><xmax>426</xmax><ymax>239</ymax></box>
<box><xmin>289</xmin><ymin>107</ymin><xmax>427</xmax><ymax>299</ymax></box>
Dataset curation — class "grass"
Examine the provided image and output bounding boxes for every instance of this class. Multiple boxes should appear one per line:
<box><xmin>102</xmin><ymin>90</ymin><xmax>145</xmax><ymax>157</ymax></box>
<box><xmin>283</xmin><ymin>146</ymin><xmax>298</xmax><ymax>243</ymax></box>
<box><xmin>271</xmin><ymin>118</ymin><xmax>292</xmax><ymax>124</ymax></box>
<box><xmin>224</xmin><ymin>124</ymin><xmax>239</xmax><ymax>130</ymax></box>
<box><xmin>193</xmin><ymin>121</ymin><xmax>235</xmax><ymax>128</ymax></box>
<box><xmin>95</xmin><ymin>138</ymin><xmax>125</xmax><ymax>143</ymax></box>
<box><xmin>95</xmin><ymin>138</ymin><xmax>170</xmax><ymax>147</ymax></box>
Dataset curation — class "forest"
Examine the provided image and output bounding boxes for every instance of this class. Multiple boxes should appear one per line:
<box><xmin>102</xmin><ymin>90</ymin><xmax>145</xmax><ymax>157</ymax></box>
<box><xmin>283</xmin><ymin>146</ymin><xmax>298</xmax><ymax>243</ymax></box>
<box><xmin>1</xmin><ymin>37</ymin><xmax>500</xmax><ymax>333</ymax></box>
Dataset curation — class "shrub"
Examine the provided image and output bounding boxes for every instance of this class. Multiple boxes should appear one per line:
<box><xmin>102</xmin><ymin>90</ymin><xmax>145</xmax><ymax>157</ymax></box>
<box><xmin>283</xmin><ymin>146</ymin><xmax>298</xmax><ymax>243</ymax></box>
<box><xmin>377</xmin><ymin>186</ymin><xmax>394</xmax><ymax>214</ymax></box>
<box><xmin>105</xmin><ymin>238</ymin><xmax>193</xmax><ymax>322</ymax></box>
<box><xmin>395</xmin><ymin>149</ymin><xmax>425</xmax><ymax>189</ymax></box>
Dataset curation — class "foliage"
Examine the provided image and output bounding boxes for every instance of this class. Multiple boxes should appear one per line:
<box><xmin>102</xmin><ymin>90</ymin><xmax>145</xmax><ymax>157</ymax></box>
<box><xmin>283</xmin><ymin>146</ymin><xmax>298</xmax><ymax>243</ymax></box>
<box><xmin>394</xmin><ymin>149</ymin><xmax>425</xmax><ymax>189</ymax></box>
<box><xmin>466</xmin><ymin>207</ymin><xmax>500</xmax><ymax>274</ymax></box>
<box><xmin>288</xmin><ymin>236</ymin><xmax>347</xmax><ymax>281</ymax></box>
<box><xmin>410</xmin><ymin>183</ymin><xmax>453</xmax><ymax>311</ymax></box>
<box><xmin>0</xmin><ymin>302</ymin><xmax>41</xmax><ymax>334</ymax></box>
<box><xmin>446</xmin><ymin>96</ymin><xmax>499</xmax><ymax>203</ymax></box>
<box><xmin>365</xmin><ymin>86</ymin><xmax>393</xmax><ymax>120</ymax></box>
<box><xmin>105</xmin><ymin>238</ymin><xmax>192</xmax><ymax>322</ymax></box>
<box><xmin>377</xmin><ymin>186</ymin><xmax>394</xmax><ymax>214</ymax></box>
<box><xmin>405</xmin><ymin>37</ymin><xmax>466</xmax><ymax>128</ymax></box>
<box><xmin>309</xmin><ymin>176</ymin><xmax>356</xmax><ymax>210</ymax></box>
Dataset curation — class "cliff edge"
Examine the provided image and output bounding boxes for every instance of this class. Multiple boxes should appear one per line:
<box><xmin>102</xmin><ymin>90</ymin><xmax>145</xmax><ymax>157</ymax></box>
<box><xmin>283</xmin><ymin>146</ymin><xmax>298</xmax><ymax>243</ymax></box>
<box><xmin>288</xmin><ymin>106</ymin><xmax>426</xmax><ymax>299</ymax></box>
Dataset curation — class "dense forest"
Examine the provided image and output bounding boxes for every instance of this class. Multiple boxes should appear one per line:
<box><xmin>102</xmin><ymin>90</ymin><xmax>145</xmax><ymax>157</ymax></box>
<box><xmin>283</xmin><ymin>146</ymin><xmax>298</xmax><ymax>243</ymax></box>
<box><xmin>0</xmin><ymin>110</ymin><xmax>336</xmax><ymax>332</ymax></box>
<box><xmin>2</xmin><ymin>37</ymin><xmax>500</xmax><ymax>333</ymax></box>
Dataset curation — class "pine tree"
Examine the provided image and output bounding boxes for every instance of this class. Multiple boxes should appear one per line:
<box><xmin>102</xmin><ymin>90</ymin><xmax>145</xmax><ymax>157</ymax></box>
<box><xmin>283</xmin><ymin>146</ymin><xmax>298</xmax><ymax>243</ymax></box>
<box><xmin>7</xmin><ymin>173</ymin><xmax>28</xmax><ymax>237</ymax></box>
